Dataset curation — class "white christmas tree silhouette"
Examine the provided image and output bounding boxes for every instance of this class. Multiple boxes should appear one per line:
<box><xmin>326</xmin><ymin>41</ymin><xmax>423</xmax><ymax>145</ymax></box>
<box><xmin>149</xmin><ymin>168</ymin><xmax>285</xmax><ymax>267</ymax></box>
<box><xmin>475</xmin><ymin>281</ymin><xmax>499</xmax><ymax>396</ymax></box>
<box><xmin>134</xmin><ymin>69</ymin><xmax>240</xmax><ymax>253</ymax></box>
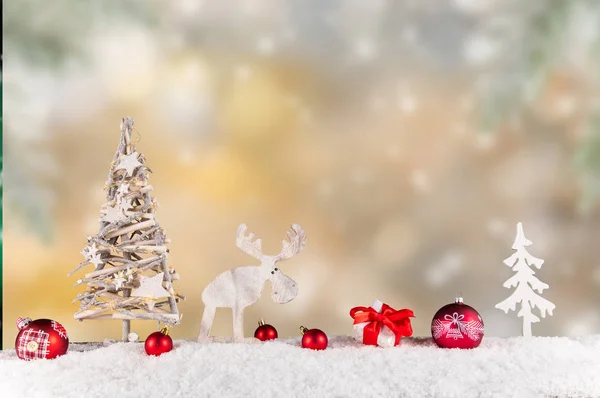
<box><xmin>496</xmin><ymin>222</ymin><xmax>555</xmax><ymax>337</ymax></box>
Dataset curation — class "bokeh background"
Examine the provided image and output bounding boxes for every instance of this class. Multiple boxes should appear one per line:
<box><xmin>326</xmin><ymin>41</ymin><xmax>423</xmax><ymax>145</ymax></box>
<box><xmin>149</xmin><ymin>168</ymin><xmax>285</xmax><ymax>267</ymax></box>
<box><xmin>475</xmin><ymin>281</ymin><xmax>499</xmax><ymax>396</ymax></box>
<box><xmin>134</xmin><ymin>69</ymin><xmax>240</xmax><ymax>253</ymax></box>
<box><xmin>3</xmin><ymin>0</ymin><xmax>600</xmax><ymax>346</ymax></box>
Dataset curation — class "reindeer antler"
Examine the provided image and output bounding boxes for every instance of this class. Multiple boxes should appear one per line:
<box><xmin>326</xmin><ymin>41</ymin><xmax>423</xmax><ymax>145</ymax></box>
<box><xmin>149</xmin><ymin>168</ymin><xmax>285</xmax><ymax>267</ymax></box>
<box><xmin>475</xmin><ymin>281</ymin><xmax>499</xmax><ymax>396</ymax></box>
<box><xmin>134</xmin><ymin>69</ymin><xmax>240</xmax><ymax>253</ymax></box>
<box><xmin>275</xmin><ymin>224</ymin><xmax>306</xmax><ymax>261</ymax></box>
<box><xmin>236</xmin><ymin>224</ymin><xmax>263</xmax><ymax>260</ymax></box>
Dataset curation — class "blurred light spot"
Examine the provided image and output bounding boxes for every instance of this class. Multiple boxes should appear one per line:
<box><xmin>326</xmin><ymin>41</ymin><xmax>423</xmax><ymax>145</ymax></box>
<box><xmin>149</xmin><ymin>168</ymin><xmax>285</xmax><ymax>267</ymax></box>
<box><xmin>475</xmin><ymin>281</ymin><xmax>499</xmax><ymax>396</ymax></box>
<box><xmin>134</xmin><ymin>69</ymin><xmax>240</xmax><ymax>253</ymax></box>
<box><xmin>235</xmin><ymin>65</ymin><xmax>253</xmax><ymax>81</ymax></box>
<box><xmin>564</xmin><ymin>312</ymin><xmax>599</xmax><ymax>336</ymax></box>
<box><xmin>317</xmin><ymin>181</ymin><xmax>335</xmax><ymax>199</ymax></box>
<box><xmin>285</xmin><ymin>95</ymin><xmax>302</xmax><ymax>109</ymax></box>
<box><xmin>350</xmin><ymin>169</ymin><xmax>370</xmax><ymax>185</ymax></box>
<box><xmin>223</xmin><ymin>68</ymin><xmax>288</xmax><ymax>136</ymax></box>
<box><xmin>487</xmin><ymin>218</ymin><xmax>507</xmax><ymax>236</ymax></box>
<box><xmin>452</xmin><ymin>0</ymin><xmax>497</xmax><ymax>14</ymax></box>
<box><xmin>242</xmin><ymin>195</ymin><xmax>261</xmax><ymax>209</ymax></box>
<box><xmin>401</xmin><ymin>26</ymin><xmax>418</xmax><ymax>45</ymax></box>
<box><xmin>554</xmin><ymin>95</ymin><xmax>577</xmax><ymax>118</ymax></box>
<box><xmin>463</xmin><ymin>33</ymin><xmax>500</xmax><ymax>66</ymax></box>
<box><xmin>386</xmin><ymin>145</ymin><xmax>402</xmax><ymax>161</ymax></box>
<box><xmin>241</xmin><ymin>0</ymin><xmax>264</xmax><ymax>15</ymax></box>
<box><xmin>567</xmin><ymin>4</ymin><xmax>599</xmax><ymax>64</ymax></box>
<box><xmin>560</xmin><ymin>262</ymin><xmax>574</xmax><ymax>276</ymax></box>
<box><xmin>178</xmin><ymin>148</ymin><xmax>196</xmax><ymax>165</ymax></box>
<box><xmin>84</xmin><ymin>216</ymin><xmax>99</xmax><ymax>234</ymax></box>
<box><xmin>299</xmin><ymin>108</ymin><xmax>313</xmax><ymax>124</ymax></box>
<box><xmin>452</xmin><ymin>124</ymin><xmax>468</xmax><ymax>138</ymax></box>
<box><xmin>481</xmin><ymin>310</ymin><xmax>515</xmax><ymax>337</ymax></box>
<box><xmin>95</xmin><ymin>28</ymin><xmax>158</xmax><ymax>102</ymax></box>
<box><xmin>425</xmin><ymin>251</ymin><xmax>464</xmax><ymax>287</ymax></box>
<box><xmin>167</xmin><ymin>32</ymin><xmax>187</xmax><ymax>50</ymax></box>
<box><xmin>410</xmin><ymin>170</ymin><xmax>430</xmax><ymax>193</ymax></box>
<box><xmin>89</xmin><ymin>184</ymin><xmax>106</xmax><ymax>203</ymax></box>
<box><xmin>175</xmin><ymin>0</ymin><xmax>204</xmax><ymax>15</ymax></box>
<box><xmin>474</xmin><ymin>134</ymin><xmax>496</xmax><ymax>151</ymax></box>
<box><xmin>397</xmin><ymin>85</ymin><xmax>418</xmax><ymax>114</ymax></box>
<box><xmin>180</xmin><ymin>60</ymin><xmax>206</xmax><ymax>86</ymax></box>
<box><xmin>291</xmin><ymin>255</ymin><xmax>332</xmax><ymax>310</ymax></box>
<box><xmin>593</xmin><ymin>267</ymin><xmax>600</xmax><ymax>285</ymax></box>
<box><xmin>405</xmin><ymin>0</ymin><xmax>419</xmax><ymax>9</ymax></box>
<box><xmin>368</xmin><ymin>96</ymin><xmax>388</xmax><ymax>113</ymax></box>
<box><xmin>3</xmin><ymin>65</ymin><xmax>57</xmax><ymax>138</ymax></box>
<box><xmin>567</xmin><ymin>323</ymin><xmax>593</xmax><ymax>336</ymax></box>
<box><xmin>282</xmin><ymin>28</ymin><xmax>296</xmax><ymax>43</ymax></box>
<box><xmin>161</xmin><ymin>57</ymin><xmax>212</xmax><ymax>127</ymax></box>
<box><xmin>335</xmin><ymin>218</ymin><xmax>348</xmax><ymax>232</ymax></box>
<box><xmin>460</xmin><ymin>96</ymin><xmax>473</xmax><ymax>112</ymax></box>
<box><xmin>257</xmin><ymin>37</ymin><xmax>276</xmax><ymax>55</ymax></box>
<box><xmin>371</xmin><ymin>219</ymin><xmax>417</xmax><ymax>266</ymax></box>
<box><xmin>397</xmin><ymin>94</ymin><xmax>417</xmax><ymax>114</ymax></box>
<box><xmin>355</xmin><ymin>38</ymin><xmax>377</xmax><ymax>60</ymax></box>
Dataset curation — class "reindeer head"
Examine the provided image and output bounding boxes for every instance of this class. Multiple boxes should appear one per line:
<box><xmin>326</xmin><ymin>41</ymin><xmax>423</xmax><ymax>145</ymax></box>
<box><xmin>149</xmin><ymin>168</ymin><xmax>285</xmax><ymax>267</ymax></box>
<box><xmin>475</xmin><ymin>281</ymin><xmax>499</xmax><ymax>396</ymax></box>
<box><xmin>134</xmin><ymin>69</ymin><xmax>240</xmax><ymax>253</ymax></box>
<box><xmin>236</xmin><ymin>224</ymin><xmax>306</xmax><ymax>304</ymax></box>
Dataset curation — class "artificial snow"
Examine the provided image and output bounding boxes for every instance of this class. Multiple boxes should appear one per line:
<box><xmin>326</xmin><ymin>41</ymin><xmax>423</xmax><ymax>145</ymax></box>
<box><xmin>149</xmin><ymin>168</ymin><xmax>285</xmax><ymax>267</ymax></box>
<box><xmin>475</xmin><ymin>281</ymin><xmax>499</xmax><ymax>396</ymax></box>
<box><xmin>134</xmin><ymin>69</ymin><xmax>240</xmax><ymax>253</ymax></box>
<box><xmin>1</xmin><ymin>335</ymin><xmax>599</xmax><ymax>397</ymax></box>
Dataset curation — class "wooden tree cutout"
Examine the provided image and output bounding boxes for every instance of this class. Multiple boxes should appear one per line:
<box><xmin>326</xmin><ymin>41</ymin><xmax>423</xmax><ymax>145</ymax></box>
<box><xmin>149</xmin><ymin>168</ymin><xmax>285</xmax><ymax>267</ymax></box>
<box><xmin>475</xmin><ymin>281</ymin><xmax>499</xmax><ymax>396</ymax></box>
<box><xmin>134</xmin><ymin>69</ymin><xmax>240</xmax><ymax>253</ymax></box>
<box><xmin>69</xmin><ymin>117</ymin><xmax>184</xmax><ymax>341</ymax></box>
<box><xmin>496</xmin><ymin>222</ymin><xmax>555</xmax><ymax>337</ymax></box>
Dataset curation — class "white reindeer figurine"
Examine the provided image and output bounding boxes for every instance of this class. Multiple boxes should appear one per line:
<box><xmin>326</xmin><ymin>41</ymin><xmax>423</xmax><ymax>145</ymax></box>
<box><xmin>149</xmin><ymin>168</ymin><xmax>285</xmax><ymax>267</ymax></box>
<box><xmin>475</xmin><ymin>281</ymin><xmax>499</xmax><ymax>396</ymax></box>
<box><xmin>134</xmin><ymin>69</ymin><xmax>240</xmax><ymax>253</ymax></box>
<box><xmin>198</xmin><ymin>223</ymin><xmax>306</xmax><ymax>343</ymax></box>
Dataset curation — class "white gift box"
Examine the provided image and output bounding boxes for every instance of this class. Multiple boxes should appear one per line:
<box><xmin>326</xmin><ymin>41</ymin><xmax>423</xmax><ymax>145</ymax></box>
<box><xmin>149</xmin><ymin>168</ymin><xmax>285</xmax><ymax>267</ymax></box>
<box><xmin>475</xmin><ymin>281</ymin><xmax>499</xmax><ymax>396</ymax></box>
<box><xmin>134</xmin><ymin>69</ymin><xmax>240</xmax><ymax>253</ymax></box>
<box><xmin>353</xmin><ymin>299</ymin><xmax>398</xmax><ymax>347</ymax></box>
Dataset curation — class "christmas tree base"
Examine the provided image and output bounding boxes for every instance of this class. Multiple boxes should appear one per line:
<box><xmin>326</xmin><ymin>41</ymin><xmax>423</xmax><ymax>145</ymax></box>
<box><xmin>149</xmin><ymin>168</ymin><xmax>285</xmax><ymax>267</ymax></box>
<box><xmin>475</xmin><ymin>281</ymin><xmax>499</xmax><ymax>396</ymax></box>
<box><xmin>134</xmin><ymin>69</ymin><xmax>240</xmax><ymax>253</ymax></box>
<box><xmin>1</xmin><ymin>335</ymin><xmax>599</xmax><ymax>397</ymax></box>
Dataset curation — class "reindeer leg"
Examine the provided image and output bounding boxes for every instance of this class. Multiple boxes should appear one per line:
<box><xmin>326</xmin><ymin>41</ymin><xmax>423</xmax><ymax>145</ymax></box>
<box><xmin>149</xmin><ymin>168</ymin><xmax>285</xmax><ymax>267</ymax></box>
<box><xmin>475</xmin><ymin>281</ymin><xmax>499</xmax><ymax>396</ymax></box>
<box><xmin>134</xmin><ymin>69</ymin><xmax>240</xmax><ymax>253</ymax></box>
<box><xmin>232</xmin><ymin>305</ymin><xmax>245</xmax><ymax>343</ymax></box>
<box><xmin>197</xmin><ymin>305</ymin><xmax>216</xmax><ymax>343</ymax></box>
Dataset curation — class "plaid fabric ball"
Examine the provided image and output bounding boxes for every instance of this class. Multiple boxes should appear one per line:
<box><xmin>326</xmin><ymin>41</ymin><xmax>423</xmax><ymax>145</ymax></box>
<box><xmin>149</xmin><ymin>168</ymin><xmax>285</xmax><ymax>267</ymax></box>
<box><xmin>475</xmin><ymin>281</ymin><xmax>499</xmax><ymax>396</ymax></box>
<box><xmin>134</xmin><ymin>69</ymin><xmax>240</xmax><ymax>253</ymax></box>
<box><xmin>15</xmin><ymin>318</ymin><xmax>69</xmax><ymax>361</ymax></box>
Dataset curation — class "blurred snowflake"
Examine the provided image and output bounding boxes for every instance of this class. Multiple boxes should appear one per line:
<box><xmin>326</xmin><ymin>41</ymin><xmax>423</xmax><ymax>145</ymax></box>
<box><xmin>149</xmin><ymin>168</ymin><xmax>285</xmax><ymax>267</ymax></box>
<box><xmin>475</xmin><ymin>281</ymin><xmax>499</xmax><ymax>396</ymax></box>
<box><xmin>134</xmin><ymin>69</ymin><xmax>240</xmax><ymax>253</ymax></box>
<box><xmin>235</xmin><ymin>65</ymin><xmax>254</xmax><ymax>81</ymax></box>
<box><xmin>385</xmin><ymin>145</ymin><xmax>403</xmax><ymax>161</ymax></box>
<box><xmin>425</xmin><ymin>250</ymin><xmax>464</xmax><ymax>288</ymax></box>
<box><xmin>317</xmin><ymin>180</ymin><xmax>336</xmax><ymax>199</ymax></box>
<box><xmin>593</xmin><ymin>267</ymin><xmax>600</xmax><ymax>285</ymax></box>
<box><xmin>174</xmin><ymin>0</ymin><xmax>205</xmax><ymax>16</ymax></box>
<box><xmin>396</xmin><ymin>87</ymin><xmax>418</xmax><ymax>115</ymax></box>
<box><xmin>257</xmin><ymin>37</ymin><xmax>276</xmax><ymax>55</ymax></box>
<box><xmin>350</xmin><ymin>169</ymin><xmax>370</xmax><ymax>185</ymax></box>
<box><xmin>368</xmin><ymin>95</ymin><xmax>388</xmax><ymax>113</ymax></box>
<box><xmin>410</xmin><ymin>170</ymin><xmax>431</xmax><ymax>193</ymax></box>
<box><xmin>354</xmin><ymin>38</ymin><xmax>378</xmax><ymax>61</ymax></box>
<box><xmin>452</xmin><ymin>0</ymin><xmax>498</xmax><ymax>15</ymax></box>
<box><xmin>463</xmin><ymin>33</ymin><xmax>501</xmax><ymax>66</ymax></box>
<box><xmin>563</xmin><ymin>312</ymin><xmax>599</xmax><ymax>336</ymax></box>
<box><xmin>178</xmin><ymin>149</ymin><xmax>197</xmax><ymax>166</ymax></box>
<box><xmin>474</xmin><ymin>134</ymin><xmax>496</xmax><ymax>151</ymax></box>
<box><xmin>401</xmin><ymin>26</ymin><xmax>418</xmax><ymax>45</ymax></box>
<box><xmin>487</xmin><ymin>218</ymin><xmax>507</xmax><ymax>236</ymax></box>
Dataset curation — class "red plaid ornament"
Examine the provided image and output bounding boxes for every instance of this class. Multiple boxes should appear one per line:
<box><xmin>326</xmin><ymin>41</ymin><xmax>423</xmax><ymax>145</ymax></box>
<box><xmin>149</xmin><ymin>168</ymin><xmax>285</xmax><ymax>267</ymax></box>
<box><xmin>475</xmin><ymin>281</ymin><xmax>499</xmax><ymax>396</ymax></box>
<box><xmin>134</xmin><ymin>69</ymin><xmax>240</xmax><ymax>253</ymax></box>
<box><xmin>15</xmin><ymin>317</ymin><xmax>69</xmax><ymax>361</ymax></box>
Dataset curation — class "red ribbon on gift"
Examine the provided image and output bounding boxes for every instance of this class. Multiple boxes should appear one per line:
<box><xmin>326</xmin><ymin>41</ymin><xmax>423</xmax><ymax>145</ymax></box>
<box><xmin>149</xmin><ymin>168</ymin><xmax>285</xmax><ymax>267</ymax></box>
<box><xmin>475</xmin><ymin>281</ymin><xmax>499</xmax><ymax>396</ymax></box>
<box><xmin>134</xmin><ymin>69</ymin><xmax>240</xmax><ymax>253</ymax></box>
<box><xmin>350</xmin><ymin>304</ymin><xmax>415</xmax><ymax>346</ymax></box>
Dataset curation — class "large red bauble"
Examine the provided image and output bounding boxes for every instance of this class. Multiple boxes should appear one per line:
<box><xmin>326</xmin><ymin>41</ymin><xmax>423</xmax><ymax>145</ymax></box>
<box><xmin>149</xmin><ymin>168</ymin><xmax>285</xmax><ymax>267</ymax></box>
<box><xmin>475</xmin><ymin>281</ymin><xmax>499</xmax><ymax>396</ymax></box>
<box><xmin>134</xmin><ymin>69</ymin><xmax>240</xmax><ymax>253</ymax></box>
<box><xmin>254</xmin><ymin>319</ymin><xmax>278</xmax><ymax>341</ymax></box>
<box><xmin>300</xmin><ymin>326</ymin><xmax>328</xmax><ymax>350</ymax></box>
<box><xmin>144</xmin><ymin>328</ymin><xmax>173</xmax><ymax>356</ymax></box>
<box><xmin>431</xmin><ymin>297</ymin><xmax>484</xmax><ymax>349</ymax></box>
<box><xmin>15</xmin><ymin>317</ymin><xmax>69</xmax><ymax>361</ymax></box>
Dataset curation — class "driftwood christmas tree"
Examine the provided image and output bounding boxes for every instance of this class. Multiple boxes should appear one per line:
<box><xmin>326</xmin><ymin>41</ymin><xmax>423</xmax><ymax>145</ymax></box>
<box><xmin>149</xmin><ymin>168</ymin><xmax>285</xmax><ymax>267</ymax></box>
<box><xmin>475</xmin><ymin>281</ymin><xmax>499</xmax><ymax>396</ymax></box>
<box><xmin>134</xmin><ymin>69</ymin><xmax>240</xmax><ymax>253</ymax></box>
<box><xmin>69</xmin><ymin>117</ymin><xmax>183</xmax><ymax>341</ymax></box>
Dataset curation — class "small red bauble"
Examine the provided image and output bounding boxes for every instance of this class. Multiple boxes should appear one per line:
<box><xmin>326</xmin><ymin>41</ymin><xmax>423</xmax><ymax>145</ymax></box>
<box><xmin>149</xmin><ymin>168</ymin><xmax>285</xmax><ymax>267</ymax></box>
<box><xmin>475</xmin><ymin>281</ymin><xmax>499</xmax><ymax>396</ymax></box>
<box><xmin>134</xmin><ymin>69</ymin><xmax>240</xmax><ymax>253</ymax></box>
<box><xmin>300</xmin><ymin>326</ymin><xmax>328</xmax><ymax>350</ymax></box>
<box><xmin>15</xmin><ymin>317</ymin><xmax>69</xmax><ymax>361</ymax></box>
<box><xmin>144</xmin><ymin>327</ymin><xmax>173</xmax><ymax>356</ymax></box>
<box><xmin>431</xmin><ymin>297</ymin><xmax>484</xmax><ymax>349</ymax></box>
<box><xmin>254</xmin><ymin>319</ymin><xmax>278</xmax><ymax>341</ymax></box>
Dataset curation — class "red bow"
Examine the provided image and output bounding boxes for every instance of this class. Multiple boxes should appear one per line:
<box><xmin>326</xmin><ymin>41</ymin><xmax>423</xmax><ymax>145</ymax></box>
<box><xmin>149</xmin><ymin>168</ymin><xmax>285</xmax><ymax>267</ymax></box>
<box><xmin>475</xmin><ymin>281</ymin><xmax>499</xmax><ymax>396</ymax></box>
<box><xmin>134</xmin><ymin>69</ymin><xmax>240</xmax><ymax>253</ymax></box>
<box><xmin>350</xmin><ymin>304</ymin><xmax>414</xmax><ymax>346</ymax></box>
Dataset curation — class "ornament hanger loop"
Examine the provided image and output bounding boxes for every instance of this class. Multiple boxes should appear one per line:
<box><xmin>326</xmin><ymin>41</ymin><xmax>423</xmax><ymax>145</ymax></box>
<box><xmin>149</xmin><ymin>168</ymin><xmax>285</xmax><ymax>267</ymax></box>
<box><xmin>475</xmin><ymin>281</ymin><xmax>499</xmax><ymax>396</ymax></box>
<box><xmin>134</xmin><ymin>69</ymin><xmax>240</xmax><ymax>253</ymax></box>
<box><xmin>132</xmin><ymin>128</ymin><xmax>142</xmax><ymax>145</ymax></box>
